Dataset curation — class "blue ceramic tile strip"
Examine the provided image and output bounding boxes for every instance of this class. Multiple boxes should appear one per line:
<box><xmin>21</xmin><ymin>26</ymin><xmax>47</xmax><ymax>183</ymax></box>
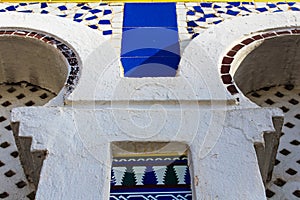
<box><xmin>186</xmin><ymin>2</ymin><xmax>300</xmax><ymax>39</ymax></box>
<box><xmin>121</xmin><ymin>3</ymin><xmax>180</xmax><ymax>77</ymax></box>
<box><xmin>110</xmin><ymin>155</ymin><xmax>192</xmax><ymax>200</ymax></box>
<box><xmin>0</xmin><ymin>3</ymin><xmax>113</xmax><ymax>37</ymax></box>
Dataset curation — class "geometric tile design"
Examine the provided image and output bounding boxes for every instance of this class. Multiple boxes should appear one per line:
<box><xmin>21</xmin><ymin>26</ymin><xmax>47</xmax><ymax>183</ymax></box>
<box><xmin>121</xmin><ymin>3</ymin><xmax>180</xmax><ymax>77</ymax></box>
<box><xmin>0</xmin><ymin>83</ymin><xmax>55</xmax><ymax>200</ymax></box>
<box><xmin>247</xmin><ymin>85</ymin><xmax>300</xmax><ymax>199</ymax></box>
<box><xmin>220</xmin><ymin>28</ymin><xmax>300</xmax><ymax>95</ymax></box>
<box><xmin>186</xmin><ymin>2</ymin><xmax>300</xmax><ymax>39</ymax></box>
<box><xmin>0</xmin><ymin>3</ymin><xmax>113</xmax><ymax>38</ymax></box>
<box><xmin>110</xmin><ymin>155</ymin><xmax>192</xmax><ymax>200</ymax></box>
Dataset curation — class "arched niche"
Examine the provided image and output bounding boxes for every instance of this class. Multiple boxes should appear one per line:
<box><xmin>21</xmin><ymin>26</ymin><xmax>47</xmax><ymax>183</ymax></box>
<box><xmin>227</xmin><ymin>31</ymin><xmax>300</xmax><ymax>199</ymax></box>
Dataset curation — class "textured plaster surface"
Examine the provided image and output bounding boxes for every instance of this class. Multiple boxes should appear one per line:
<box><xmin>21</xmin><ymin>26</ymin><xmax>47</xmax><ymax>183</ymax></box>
<box><xmin>11</xmin><ymin>106</ymin><xmax>282</xmax><ymax>199</ymax></box>
<box><xmin>6</xmin><ymin>11</ymin><xmax>299</xmax><ymax>199</ymax></box>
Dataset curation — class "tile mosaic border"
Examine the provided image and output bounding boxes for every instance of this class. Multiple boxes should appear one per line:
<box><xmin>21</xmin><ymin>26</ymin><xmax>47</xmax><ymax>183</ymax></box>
<box><xmin>0</xmin><ymin>29</ymin><xmax>80</xmax><ymax>94</ymax></box>
<box><xmin>0</xmin><ymin>3</ymin><xmax>114</xmax><ymax>38</ymax></box>
<box><xmin>185</xmin><ymin>2</ymin><xmax>300</xmax><ymax>39</ymax></box>
<box><xmin>220</xmin><ymin>28</ymin><xmax>300</xmax><ymax>95</ymax></box>
<box><xmin>110</xmin><ymin>155</ymin><xmax>192</xmax><ymax>200</ymax></box>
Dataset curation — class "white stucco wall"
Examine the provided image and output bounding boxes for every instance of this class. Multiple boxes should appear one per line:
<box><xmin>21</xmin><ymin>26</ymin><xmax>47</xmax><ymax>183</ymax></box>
<box><xmin>8</xmin><ymin>11</ymin><xmax>300</xmax><ymax>199</ymax></box>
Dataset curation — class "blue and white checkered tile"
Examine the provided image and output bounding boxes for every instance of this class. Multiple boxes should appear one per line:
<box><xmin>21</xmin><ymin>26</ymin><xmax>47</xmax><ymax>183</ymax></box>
<box><xmin>0</xmin><ymin>3</ymin><xmax>115</xmax><ymax>39</ymax></box>
<box><xmin>185</xmin><ymin>2</ymin><xmax>300</xmax><ymax>39</ymax></box>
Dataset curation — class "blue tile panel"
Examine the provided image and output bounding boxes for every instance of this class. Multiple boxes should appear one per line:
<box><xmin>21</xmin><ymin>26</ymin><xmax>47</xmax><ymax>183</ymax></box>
<box><xmin>110</xmin><ymin>155</ymin><xmax>192</xmax><ymax>200</ymax></box>
<box><xmin>121</xmin><ymin>3</ymin><xmax>180</xmax><ymax>77</ymax></box>
<box><xmin>123</xmin><ymin>3</ymin><xmax>177</xmax><ymax>28</ymax></box>
<box><xmin>0</xmin><ymin>3</ymin><xmax>113</xmax><ymax>37</ymax></box>
<box><xmin>186</xmin><ymin>2</ymin><xmax>300</xmax><ymax>39</ymax></box>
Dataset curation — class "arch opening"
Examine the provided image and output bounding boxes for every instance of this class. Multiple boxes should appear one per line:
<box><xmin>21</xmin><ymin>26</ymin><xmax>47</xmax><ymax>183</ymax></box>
<box><xmin>0</xmin><ymin>29</ymin><xmax>79</xmax><ymax>199</ymax></box>
<box><xmin>0</xmin><ymin>35</ymin><xmax>68</xmax><ymax>94</ymax></box>
<box><xmin>233</xmin><ymin>34</ymin><xmax>300</xmax><ymax>199</ymax></box>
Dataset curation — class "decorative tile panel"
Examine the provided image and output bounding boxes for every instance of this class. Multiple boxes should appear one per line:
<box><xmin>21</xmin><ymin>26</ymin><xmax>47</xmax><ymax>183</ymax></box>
<box><xmin>0</xmin><ymin>3</ymin><xmax>113</xmax><ymax>39</ymax></box>
<box><xmin>110</xmin><ymin>155</ymin><xmax>192</xmax><ymax>200</ymax></box>
<box><xmin>185</xmin><ymin>2</ymin><xmax>300</xmax><ymax>39</ymax></box>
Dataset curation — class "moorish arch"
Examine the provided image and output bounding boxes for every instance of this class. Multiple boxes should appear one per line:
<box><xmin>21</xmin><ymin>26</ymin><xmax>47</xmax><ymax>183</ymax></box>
<box><xmin>0</xmin><ymin>12</ymin><xmax>115</xmax><ymax>199</ymax></box>
<box><xmin>196</xmin><ymin>13</ymin><xmax>300</xmax><ymax>199</ymax></box>
<box><xmin>2</xmin><ymin>9</ymin><xmax>300</xmax><ymax>200</ymax></box>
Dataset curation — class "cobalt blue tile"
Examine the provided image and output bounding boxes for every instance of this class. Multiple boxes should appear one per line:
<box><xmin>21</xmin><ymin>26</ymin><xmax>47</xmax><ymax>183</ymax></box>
<box><xmin>74</xmin><ymin>19</ymin><xmax>83</xmax><ymax>22</ymax></box>
<box><xmin>121</xmin><ymin>27</ymin><xmax>179</xmax><ymax>57</ymax></box>
<box><xmin>104</xmin><ymin>10</ymin><xmax>112</xmax><ymax>15</ymax></box>
<box><xmin>58</xmin><ymin>14</ymin><xmax>67</xmax><ymax>17</ymax></box>
<box><xmin>213</xmin><ymin>4</ymin><xmax>221</xmax><ymax>9</ymax></box>
<box><xmin>0</xmin><ymin>9</ymin><xmax>6</xmax><ymax>12</ymax></box>
<box><xmin>77</xmin><ymin>3</ymin><xmax>85</xmax><ymax>6</ymax></box>
<box><xmin>192</xmin><ymin>33</ymin><xmax>199</xmax><ymax>39</ymax></box>
<box><xmin>242</xmin><ymin>2</ymin><xmax>254</xmax><ymax>5</ymax></box>
<box><xmin>58</xmin><ymin>6</ymin><xmax>67</xmax><ymax>11</ymax></box>
<box><xmin>256</xmin><ymin>7</ymin><xmax>268</xmax><ymax>12</ymax></box>
<box><xmin>204</xmin><ymin>14</ymin><xmax>217</xmax><ymax>18</ymax></box>
<box><xmin>288</xmin><ymin>2</ymin><xmax>295</xmax><ymax>6</ymax></box>
<box><xmin>187</xmin><ymin>10</ymin><xmax>195</xmax><ymax>15</ymax></box>
<box><xmin>187</xmin><ymin>21</ymin><xmax>198</xmax><ymax>27</ymax></box>
<box><xmin>41</xmin><ymin>10</ymin><xmax>49</xmax><ymax>14</ymax></box>
<box><xmin>291</xmin><ymin>7</ymin><xmax>300</xmax><ymax>11</ymax></box>
<box><xmin>225</xmin><ymin>5</ymin><xmax>233</xmax><ymax>9</ymax></box>
<box><xmin>123</xmin><ymin>3</ymin><xmax>177</xmax><ymax>28</ymax></box>
<box><xmin>193</xmin><ymin>6</ymin><xmax>203</xmax><ymax>13</ymax></box>
<box><xmin>81</xmin><ymin>6</ymin><xmax>91</xmax><ymax>10</ymax></box>
<box><xmin>90</xmin><ymin>9</ymin><xmax>102</xmax><ymax>14</ymax></box>
<box><xmin>226</xmin><ymin>10</ymin><xmax>239</xmax><ymax>16</ymax></box>
<box><xmin>41</xmin><ymin>3</ymin><xmax>47</xmax><ymax>8</ymax></box>
<box><xmin>86</xmin><ymin>16</ymin><xmax>97</xmax><ymax>20</ymax></box>
<box><xmin>196</xmin><ymin>17</ymin><xmax>206</xmax><ymax>22</ymax></box>
<box><xmin>122</xmin><ymin>57</ymin><xmax>179</xmax><ymax>77</ymax></box>
<box><xmin>88</xmin><ymin>25</ymin><xmax>98</xmax><ymax>29</ymax></box>
<box><xmin>18</xmin><ymin>10</ymin><xmax>32</xmax><ymax>13</ymax></box>
<box><xmin>103</xmin><ymin>30</ymin><xmax>112</xmax><ymax>35</ymax></box>
<box><xmin>19</xmin><ymin>3</ymin><xmax>27</xmax><ymax>6</ymax></box>
<box><xmin>228</xmin><ymin>2</ymin><xmax>240</xmax><ymax>6</ymax></box>
<box><xmin>267</xmin><ymin>3</ymin><xmax>277</xmax><ymax>8</ymax></box>
<box><xmin>239</xmin><ymin>6</ymin><xmax>251</xmax><ymax>12</ymax></box>
<box><xmin>6</xmin><ymin>6</ymin><xmax>16</xmax><ymax>11</ymax></box>
<box><xmin>99</xmin><ymin>20</ymin><xmax>110</xmax><ymax>24</ymax></box>
<box><xmin>213</xmin><ymin>20</ymin><xmax>222</xmax><ymax>24</ymax></box>
<box><xmin>74</xmin><ymin>13</ymin><xmax>83</xmax><ymax>18</ymax></box>
<box><xmin>200</xmin><ymin>3</ymin><xmax>212</xmax><ymax>7</ymax></box>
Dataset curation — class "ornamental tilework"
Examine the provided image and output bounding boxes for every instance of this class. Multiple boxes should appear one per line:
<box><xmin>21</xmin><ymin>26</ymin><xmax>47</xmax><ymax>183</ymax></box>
<box><xmin>110</xmin><ymin>155</ymin><xmax>192</xmax><ymax>200</ymax></box>
<box><xmin>0</xmin><ymin>3</ymin><xmax>115</xmax><ymax>38</ymax></box>
<box><xmin>185</xmin><ymin>2</ymin><xmax>300</xmax><ymax>39</ymax></box>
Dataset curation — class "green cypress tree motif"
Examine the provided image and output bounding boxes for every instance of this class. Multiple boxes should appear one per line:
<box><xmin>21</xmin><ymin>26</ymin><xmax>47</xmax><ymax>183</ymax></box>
<box><xmin>163</xmin><ymin>165</ymin><xmax>179</xmax><ymax>185</ymax></box>
<box><xmin>121</xmin><ymin>166</ymin><xmax>137</xmax><ymax>186</ymax></box>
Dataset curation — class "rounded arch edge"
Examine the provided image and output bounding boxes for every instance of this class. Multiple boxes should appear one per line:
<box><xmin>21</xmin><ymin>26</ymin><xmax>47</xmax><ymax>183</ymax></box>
<box><xmin>0</xmin><ymin>12</ymin><xmax>117</xmax><ymax>106</ymax></box>
<box><xmin>179</xmin><ymin>11</ymin><xmax>300</xmax><ymax>107</ymax></box>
